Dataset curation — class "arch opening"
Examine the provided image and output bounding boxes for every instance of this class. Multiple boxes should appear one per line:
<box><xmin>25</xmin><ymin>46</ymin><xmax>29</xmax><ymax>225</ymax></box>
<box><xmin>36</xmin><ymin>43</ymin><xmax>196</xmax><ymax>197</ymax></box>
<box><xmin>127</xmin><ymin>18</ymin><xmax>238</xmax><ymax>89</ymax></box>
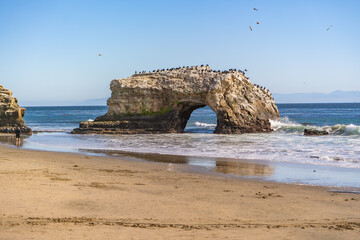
<box><xmin>183</xmin><ymin>106</ymin><xmax>217</xmax><ymax>133</ymax></box>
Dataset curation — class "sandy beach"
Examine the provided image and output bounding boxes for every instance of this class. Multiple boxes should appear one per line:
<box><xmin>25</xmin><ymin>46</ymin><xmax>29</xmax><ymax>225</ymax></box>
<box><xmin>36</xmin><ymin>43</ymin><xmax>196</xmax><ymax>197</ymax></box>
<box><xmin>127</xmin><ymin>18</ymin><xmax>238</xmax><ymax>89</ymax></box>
<box><xmin>0</xmin><ymin>144</ymin><xmax>360</xmax><ymax>240</ymax></box>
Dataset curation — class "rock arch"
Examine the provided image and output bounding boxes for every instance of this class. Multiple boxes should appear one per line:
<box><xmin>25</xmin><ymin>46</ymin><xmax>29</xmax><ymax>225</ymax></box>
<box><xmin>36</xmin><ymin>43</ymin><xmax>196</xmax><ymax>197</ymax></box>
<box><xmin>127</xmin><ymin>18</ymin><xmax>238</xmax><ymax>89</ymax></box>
<box><xmin>72</xmin><ymin>66</ymin><xmax>279</xmax><ymax>134</ymax></box>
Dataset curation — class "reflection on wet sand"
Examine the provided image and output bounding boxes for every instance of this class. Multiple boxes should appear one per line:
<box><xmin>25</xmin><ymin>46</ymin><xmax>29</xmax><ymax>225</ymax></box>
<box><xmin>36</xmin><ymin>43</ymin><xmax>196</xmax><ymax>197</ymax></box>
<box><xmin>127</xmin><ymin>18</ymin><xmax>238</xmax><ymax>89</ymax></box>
<box><xmin>82</xmin><ymin>149</ymin><xmax>274</xmax><ymax>178</ymax></box>
<box><xmin>82</xmin><ymin>149</ymin><xmax>189</xmax><ymax>164</ymax></box>
<box><xmin>0</xmin><ymin>134</ymin><xmax>25</xmax><ymax>147</ymax></box>
<box><xmin>215</xmin><ymin>160</ymin><xmax>273</xmax><ymax>177</ymax></box>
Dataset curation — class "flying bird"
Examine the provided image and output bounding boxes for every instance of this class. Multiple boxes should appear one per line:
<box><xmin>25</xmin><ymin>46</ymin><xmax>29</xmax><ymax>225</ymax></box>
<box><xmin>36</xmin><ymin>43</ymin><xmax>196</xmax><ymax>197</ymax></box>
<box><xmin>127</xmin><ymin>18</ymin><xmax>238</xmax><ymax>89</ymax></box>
<box><xmin>249</xmin><ymin>26</ymin><xmax>253</xmax><ymax>31</ymax></box>
<box><xmin>256</xmin><ymin>21</ymin><xmax>261</xmax><ymax>24</ymax></box>
<box><xmin>244</xmin><ymin>69</ymin><xmax>248</xmax><ymax>72</ymax></box>
<box><xmin>326</xmin><ymin>25</ymin><xmax>333</xmax><ymax>31</ymax></box>
<box><xmin>98</xmin><ymin>53</ymin><xmax>102</xmax><ymax>56</ymax></box>
<box><xmin>254</xmin><ymin>8</ymin><xmax>258</xmax><ymax>11</ymax></box>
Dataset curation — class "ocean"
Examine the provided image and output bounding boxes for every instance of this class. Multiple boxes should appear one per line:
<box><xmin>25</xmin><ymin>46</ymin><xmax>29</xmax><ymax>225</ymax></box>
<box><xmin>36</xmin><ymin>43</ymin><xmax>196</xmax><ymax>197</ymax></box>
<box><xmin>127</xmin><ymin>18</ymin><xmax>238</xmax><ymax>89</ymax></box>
<box><xmin>4</xmin><ymin>103</ymin><xmax>360</xmax><ymax>189</ymax></box>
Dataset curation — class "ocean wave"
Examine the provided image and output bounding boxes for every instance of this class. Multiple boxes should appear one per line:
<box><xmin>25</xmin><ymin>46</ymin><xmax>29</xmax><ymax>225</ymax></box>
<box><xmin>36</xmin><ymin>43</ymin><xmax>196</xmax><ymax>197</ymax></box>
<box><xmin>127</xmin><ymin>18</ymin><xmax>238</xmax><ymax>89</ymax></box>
<box><xmin>328</xmin><ymin>124</ymin><xmax>360</xmax><ymax>135</ymax></box>
<box><xmin>270</xmin><ymin>117</ymin><xmax>304</xmax><ymax>132</ymax></box>
<box><xmin>32</xmin><ymin>130</ymin><xmax>69</xmax><ymax>133</ymax></box>
<box><xmin>29</xmin><ymin>126</ymin><xmax>74</xmax><ymax>133</ymax></box>
<box><xmin>195</xmin><ymin>122</ymin><xmax>217</xmax><ymax>128</ymax></box>
<box><xmin>270</xmin><ymin>118</ymin><xmax>360</xmax><ymax>136</ymax></box>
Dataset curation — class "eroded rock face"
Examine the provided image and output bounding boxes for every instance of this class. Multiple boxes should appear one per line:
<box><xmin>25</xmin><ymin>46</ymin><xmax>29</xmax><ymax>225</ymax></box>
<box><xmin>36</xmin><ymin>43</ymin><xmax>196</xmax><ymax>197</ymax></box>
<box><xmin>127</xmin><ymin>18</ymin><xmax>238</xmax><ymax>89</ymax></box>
<box><xmin>73</xmin><ymin>66</ymin><xmax>279</xmax><ymax>134</ymax></box>
<box><xmin>0</xmin><ymin>85</ymin><xmax>32</xmax><ymax>134</ymax></box>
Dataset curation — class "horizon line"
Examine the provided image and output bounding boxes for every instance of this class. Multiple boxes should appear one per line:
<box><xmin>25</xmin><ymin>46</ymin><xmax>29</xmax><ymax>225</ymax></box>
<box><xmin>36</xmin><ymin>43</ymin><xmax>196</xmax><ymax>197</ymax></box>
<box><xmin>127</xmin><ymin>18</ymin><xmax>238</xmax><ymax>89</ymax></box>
<box><xmin>22</xmin><ymin>102</ymin><xmax>360</xmax><ymax>107</ymax></box>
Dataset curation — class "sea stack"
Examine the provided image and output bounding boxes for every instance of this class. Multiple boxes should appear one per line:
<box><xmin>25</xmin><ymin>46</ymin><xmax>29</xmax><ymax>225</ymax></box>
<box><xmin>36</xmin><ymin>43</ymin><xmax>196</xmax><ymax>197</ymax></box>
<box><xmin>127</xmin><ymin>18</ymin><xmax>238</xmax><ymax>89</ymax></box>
<box><xmin>0</xmin><ymin>85</ymin><xmax>32</xmax><ymax>134</ymax></box>
<box><xmin>72</xmin><ymin>66</ymin><xmax>279</xmax><ymax>134</ymax></box>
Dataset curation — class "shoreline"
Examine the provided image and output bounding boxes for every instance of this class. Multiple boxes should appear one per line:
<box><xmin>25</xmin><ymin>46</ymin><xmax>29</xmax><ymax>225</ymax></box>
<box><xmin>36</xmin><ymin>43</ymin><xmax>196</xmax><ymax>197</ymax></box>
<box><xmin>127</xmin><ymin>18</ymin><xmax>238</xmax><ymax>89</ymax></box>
<box><xmin>1</xmin><ymin>144</ymin><xmax>360</xmax><ymax>239</ymax></box>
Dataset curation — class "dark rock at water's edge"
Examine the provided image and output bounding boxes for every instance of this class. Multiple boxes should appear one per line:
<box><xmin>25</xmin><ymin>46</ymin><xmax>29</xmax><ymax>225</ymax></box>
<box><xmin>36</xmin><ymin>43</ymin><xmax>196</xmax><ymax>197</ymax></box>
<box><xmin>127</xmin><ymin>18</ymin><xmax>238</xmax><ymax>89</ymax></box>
<box><xmin>304</xmin><ymin>129</ymin><xmax>329</xmax><ymax>136</ymax></box>
<box><xmin>72</xmin><ymin>65</ymin><xmax>280</xmax><ymax>135</ymax></box>
<box><xmin>73</xmin><ymin>110</ymin><xmax>188</xmax><ymax>134</ymax></box>
<box><xmin>0</xmin><ymin>85</ymin><xmax>32</xmax><ymax>134</ymax></box>
<box><xmin>0</xmin><ymin>126</ymin><xmax>32</xmax><ymax>134</ymax></box>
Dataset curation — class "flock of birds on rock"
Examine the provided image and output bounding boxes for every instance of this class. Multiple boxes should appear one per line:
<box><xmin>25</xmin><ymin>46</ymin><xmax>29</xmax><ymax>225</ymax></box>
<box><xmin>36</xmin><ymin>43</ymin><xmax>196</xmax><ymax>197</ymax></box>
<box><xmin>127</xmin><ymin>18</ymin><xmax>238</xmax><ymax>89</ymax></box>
<box><xmin>133</xmin><ymin>65</ymin><xmax>249</xmax><ymax>76</ymax></box>
<box><xmin>132</xmin><ymin>65</ymin><xmax>273</xmax><ymax>99</ymax></box>
<box><xmin>254</xmin><ymin>83</ymin><xmax>271</xmax><ymax>93</ymax></box>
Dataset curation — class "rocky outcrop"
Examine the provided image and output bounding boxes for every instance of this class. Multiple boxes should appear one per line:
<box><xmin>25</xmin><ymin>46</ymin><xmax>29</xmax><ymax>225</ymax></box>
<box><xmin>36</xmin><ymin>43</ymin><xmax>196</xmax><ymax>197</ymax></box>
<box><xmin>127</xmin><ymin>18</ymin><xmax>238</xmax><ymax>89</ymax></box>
<box><xmin>73</xmin><ymin>66</ymin><xmax>279</xmax><ymax>134</ymax></box>
<box><xmin>0</xmin><ymin>85</ymin><xmax>31</xmax><ymax>134</ymax></box>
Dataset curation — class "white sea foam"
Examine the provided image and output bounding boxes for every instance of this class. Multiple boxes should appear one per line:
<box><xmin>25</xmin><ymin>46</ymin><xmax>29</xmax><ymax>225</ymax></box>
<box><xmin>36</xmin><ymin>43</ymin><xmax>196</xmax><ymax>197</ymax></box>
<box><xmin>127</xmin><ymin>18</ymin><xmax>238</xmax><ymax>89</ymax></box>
<box><xmin>270</xmin><ymin>117</ymin><xmax>304</xmax><ymax>132</ymax></box>
<box><xmin>32</xmin><ymin>130</ymin><xmax>67</xmax><ymax>133</ymax></box>
<box><xmin>87</xmin><ymin>119</ymin><xmax>94</xmax><ymax>122</ymax></box>
<box><xmin>195</xmin><ymin>122</ymin><xmax>216</xmax><ymax>128</ymax></box>
<box><xmin>29</xmin><ymin>126</ymin><xmax>72</xmax><ymax>133</ymax></box>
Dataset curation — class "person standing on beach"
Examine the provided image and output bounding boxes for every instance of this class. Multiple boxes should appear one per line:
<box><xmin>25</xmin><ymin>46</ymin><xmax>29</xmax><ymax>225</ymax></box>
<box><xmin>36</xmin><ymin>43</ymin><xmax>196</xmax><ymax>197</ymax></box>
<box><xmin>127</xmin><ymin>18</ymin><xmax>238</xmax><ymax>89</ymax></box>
<box><xmin>15</xmin><ymin>127</ymin><xmax>21</xmax><ymax>146</ymax></box>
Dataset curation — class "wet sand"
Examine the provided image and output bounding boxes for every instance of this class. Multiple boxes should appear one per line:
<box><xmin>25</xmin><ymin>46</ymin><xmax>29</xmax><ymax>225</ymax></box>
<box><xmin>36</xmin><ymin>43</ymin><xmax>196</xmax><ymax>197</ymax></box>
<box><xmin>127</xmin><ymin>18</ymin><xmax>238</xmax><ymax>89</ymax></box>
<box><xmin>1</xmin><ymin>144</ymin><xmax>360</xmax><ymax>239</ymax></box>
<box><xmin>83</xmin><ymin>149</ymin><xmax>360</xmax><ymax>189</ymax></box>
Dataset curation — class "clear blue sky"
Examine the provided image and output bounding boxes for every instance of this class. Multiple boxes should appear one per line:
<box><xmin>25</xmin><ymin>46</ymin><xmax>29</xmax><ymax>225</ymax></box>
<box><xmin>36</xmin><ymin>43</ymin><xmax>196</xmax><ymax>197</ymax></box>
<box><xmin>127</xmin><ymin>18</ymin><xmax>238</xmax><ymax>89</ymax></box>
<box><xmin>1</xmin><ymin>0</ymin><xmax>359</xmax><ymax>105</ymax></box>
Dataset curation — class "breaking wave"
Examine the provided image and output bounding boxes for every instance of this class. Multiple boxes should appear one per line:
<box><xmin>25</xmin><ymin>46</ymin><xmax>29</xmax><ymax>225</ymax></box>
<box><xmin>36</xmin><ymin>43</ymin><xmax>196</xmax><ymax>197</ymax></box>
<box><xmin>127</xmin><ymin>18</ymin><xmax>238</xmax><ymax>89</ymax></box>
<box><xmin>270</xmin><ymin>118</ymin><xmax>360</xmax><ymax>136</ymax></box>
<box><xmin>195</xmin><ymin>122</ymin><xmax>217</xmax><ymax>128</ymax></box>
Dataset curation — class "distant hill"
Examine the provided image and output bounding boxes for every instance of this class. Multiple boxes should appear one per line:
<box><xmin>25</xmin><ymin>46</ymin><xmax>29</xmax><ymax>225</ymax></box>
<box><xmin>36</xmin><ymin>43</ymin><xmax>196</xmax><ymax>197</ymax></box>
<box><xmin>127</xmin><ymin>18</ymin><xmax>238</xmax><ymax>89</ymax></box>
<box><xmin>273</xmin><ymin>91</ymin><xmax>360</xmax><ymax>103</ymax></box>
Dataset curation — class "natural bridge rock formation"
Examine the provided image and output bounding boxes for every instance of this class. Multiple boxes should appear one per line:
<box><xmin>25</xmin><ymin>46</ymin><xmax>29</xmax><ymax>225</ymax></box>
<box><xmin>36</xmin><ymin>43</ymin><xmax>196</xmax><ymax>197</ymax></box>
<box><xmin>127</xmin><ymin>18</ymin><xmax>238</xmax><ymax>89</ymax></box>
<box><xmin>73</xmin><ymin>66</ymin><xmax>279</xmax><ymax>134</ymax></box>
<box><xmin>0</xmin><ymin>85</ymin><xmax>32</xmax><ymax>134</ymax></box>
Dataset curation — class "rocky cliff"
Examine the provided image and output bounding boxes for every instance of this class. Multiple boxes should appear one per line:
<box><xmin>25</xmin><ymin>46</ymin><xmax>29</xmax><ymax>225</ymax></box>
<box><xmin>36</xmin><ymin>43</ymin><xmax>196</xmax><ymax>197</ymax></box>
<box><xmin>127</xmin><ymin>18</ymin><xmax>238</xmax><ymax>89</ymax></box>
<box><xmin>0</xmin><ymin>85</ymin><xmax>31</xmax><ymax>134</ymax></box>
<box><xmin>73</xmin><ymin>65</ymin><xmax>279</xmax><ymax>134</ymax></box>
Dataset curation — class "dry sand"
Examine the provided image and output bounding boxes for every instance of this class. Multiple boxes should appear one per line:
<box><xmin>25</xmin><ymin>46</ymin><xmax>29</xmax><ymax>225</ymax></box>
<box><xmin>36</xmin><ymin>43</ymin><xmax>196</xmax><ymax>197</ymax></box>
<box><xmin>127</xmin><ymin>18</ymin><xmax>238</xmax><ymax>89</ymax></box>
<box><xmin>0</xmin><ymin>144</ymin><xmax>360</xmax><ymax>239</ymax></box>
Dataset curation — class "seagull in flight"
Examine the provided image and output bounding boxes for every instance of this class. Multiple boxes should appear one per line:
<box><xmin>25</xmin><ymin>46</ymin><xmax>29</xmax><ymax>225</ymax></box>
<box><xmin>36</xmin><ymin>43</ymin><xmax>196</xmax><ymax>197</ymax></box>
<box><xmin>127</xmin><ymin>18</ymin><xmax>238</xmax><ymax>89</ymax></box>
<box><xmin>326</xmin><ymin>25</ymin><xmax>333</xmax><ymax>31</ymax></box>
<box><xmin>98</xmin><ymin>53</ymin><xmax>102</xmax><ymax>56</ymax></box>
<box><xmin>254</xmin><ymin>8</ymin><xmax>258</xmax><ymax>11</ymax></box>
<box><xmin>256</xmin><ymin>21</ymin><xmax>261</xmax><ymax>24</ymax></box>
<box><xmin>249</xmin><ymin>26</ymin><xmax>253</xmax><ymax>31</ymax></box>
